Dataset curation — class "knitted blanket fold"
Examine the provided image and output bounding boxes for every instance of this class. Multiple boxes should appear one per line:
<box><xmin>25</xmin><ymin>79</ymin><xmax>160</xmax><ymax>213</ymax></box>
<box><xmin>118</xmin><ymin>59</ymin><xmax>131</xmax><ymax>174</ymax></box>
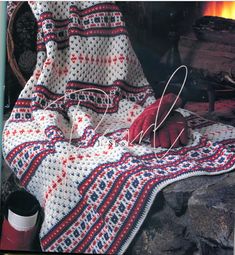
<box><xmin>2</xmin><ymin>1</ymin><xmax>235</xmax><ymax>254</ymax></box>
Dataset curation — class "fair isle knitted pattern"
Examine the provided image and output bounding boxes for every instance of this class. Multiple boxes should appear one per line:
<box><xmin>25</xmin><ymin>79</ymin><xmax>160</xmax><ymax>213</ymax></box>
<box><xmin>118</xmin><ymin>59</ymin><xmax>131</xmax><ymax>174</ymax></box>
<box><xmin>7</xmin><ymin>1</ymin><xmax>20</xmax><ymax>20</ymax></box>
<box><xmin>2</xmin><ymin>2</ymin><xmax>235</xmax><ymax>254</ymax></box>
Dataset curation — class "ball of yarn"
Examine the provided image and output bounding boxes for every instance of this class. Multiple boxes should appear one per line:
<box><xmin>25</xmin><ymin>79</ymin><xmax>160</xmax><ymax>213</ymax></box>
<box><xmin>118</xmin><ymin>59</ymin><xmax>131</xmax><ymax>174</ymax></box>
<box><xmin>18</xmin><ymin>50</ymin><xmax>37</xmax><ymax>74</ymax></box>
<box><xmin>15</xmin><ymin>11</ymin><xmax>37</xmax><ymax>48</ymax></box>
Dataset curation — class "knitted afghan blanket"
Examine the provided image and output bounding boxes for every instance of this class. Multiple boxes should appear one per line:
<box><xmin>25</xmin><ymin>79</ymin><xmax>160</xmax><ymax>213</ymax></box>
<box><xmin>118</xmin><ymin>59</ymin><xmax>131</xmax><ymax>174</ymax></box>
<box><xmin>2</xmin><ymin>1</ymin><xmax>235</xmax><ymax>254</ymax></box>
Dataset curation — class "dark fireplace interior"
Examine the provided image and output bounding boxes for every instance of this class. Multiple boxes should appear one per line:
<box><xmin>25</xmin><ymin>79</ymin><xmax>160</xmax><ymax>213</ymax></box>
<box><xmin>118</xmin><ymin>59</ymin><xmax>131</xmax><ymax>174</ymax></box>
<box><xmin>118</xmin><ymin>2</ymin><xmax>235</xmax><ymax>110</ymax></box>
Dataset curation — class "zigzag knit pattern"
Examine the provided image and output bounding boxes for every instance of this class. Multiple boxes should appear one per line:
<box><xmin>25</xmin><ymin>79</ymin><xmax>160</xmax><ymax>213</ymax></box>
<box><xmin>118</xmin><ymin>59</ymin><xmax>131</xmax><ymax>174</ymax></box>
<box><xmin>2</xmin><ymin>2</ymin><xmax>235</xmax><ymax>254</ymax></box>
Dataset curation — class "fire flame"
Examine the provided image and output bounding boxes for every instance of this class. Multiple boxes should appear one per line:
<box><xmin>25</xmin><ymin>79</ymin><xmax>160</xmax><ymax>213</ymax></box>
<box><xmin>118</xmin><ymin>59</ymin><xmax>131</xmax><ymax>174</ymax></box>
<box><xmin>203</xmin><ymin>1</ymin><xmax>235</xmax><ymax>20</ymax></box>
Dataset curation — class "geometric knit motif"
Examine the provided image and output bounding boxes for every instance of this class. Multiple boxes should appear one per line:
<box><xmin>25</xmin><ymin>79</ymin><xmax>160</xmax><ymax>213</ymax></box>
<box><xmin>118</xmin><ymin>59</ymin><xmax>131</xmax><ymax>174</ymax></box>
<box><xmin>2</xmin><ymin>2</ymin><xmax>235</xmax><ymax>254</ymax></box>
<box><xmin>7</xmin><ymin>1</ymin><xmax>20</xmax><ymax>20</ymax></box>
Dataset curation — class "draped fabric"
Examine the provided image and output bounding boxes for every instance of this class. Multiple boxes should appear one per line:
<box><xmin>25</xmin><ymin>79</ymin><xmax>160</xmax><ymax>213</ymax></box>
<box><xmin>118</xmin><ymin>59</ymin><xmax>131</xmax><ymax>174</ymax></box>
<box><xmin>2</xmin><ymin>2</ymin><xmax>235</xmax><ymax>253</ymax></box>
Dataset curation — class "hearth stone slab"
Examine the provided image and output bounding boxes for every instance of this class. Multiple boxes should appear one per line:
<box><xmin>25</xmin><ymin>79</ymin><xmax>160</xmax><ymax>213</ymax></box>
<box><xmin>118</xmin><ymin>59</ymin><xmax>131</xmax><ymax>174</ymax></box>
<box><xmin>126</xmin><ymin>171</ymin><xmax>235</xmax><ymax>255</ymax></box>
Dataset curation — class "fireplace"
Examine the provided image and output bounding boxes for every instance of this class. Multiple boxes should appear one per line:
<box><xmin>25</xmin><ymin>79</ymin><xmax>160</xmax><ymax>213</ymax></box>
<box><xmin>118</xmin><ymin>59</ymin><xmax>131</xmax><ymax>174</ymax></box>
<box><xmin>163</xmin><ymin>1</ymin><xmax>235</xmax><ymax>112</ymax></box>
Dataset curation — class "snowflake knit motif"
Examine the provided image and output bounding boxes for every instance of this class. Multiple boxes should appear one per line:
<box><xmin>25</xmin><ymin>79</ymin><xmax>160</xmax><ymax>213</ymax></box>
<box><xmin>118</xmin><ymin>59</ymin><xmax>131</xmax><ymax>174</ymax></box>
<box><xmin>2</xmin><ymin>2</ymin><xmax>235</xmax><ymax>254</ymax></box>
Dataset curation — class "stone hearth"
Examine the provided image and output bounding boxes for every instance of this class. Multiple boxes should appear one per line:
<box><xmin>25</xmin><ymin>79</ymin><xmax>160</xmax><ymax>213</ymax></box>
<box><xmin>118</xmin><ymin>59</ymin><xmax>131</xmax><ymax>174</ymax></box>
<box><xmin>126</xmin><ymin>172</ymin><xmax>235</xmax><ymax>255</ymax></box>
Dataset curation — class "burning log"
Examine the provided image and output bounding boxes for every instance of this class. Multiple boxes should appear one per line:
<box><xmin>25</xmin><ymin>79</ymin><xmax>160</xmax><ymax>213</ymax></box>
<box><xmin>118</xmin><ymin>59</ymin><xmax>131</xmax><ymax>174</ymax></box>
<box><xmin>193</xmin><ymin>16</ymin><xmax>235</xmax><ymax>45</ymax></box>
<box><xmin>181</xmin><ymin>1</ymin><xmax>235</xmax><ymax>86</ymax></box>
<box><xmin>178</xmin><ymin>32</ymin><xmax>235</xmax><ymax>88</ymax></box>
